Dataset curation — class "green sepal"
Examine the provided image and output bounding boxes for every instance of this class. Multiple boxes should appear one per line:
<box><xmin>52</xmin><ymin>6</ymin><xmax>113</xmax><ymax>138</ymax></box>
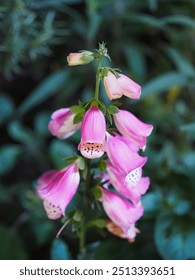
<box><xmin>98</xmin><ymin>160</ymin><xmax>107</xmax><ymax>171</ymax></box>
<box><xmin>107</xmin><ymin>105</ymin><xmax>119</xmax><ymax>115</ymax></box>
<box><xmin>73</xmin><ymin>111</ymin><xmax>85</xmax><ymax>124</ymax></box>
<box><xmin>87</xmin><ymin>219</ymin><xmax>106</xmax><ymax>229</ymax></box>
<box><xmin>91</xmin><ymin>186</ymin><xmax>102</xmax><ymax>199</ymax></box>
<box><xmin>70</xmin><ymin>104</ymin><xmax>85</xmax><ymax>115</ymax></box>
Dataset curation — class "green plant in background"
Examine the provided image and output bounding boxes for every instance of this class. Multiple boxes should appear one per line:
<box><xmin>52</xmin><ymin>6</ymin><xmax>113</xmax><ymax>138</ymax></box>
<box><xmin>0</xmin><ymin>0</ymin><xmax>195</xmax><ymax>260</ymax></box>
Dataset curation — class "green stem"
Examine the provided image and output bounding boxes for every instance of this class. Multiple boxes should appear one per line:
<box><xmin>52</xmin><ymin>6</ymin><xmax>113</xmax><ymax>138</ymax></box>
<box><xmin>94</xmin><ymin>55</ymin><xmax>103</xmax><ymax>100</ymax></box>
<box><xmin>79</xmin><ymin>159</ymin><xmax>91</xmax><ymax>259</ymax></box>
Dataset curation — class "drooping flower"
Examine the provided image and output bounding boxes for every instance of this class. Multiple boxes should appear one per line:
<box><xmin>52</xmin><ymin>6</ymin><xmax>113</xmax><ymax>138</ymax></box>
<box><xmin>107</xmin><ymin>163</ymin><xmax>150</xmax><ymax>205</ymax></box>
<box><xmin>67</xmin><ymin>51</ymin><xmax>94</xmax><ymax>66</ymax></box>
<box><xmin>113</xmin><ymin>109</ymin><xmax>153</xmax><ymax>151</ymax></box>
<box><xmin>78</xmin><ymin>106</ymin><xmax>106</xmax><ymax>159</ymax></box>
<box><xmin>103</xmin><ymin>71</ymin><xmax>123</xmax><ymax>100</ymax></box>
<box><xmin>37</xmin><ymin>162</ymin><xmax>80</xmax><ymax>220</ymax></box>
<box><xmin>117</xmin><ymin>73</ymin><xmax>141</xmax><ymax>99</ymax></box>
<box><xmin>106</xmin><ymin>220</ymin><xmax>140</xmax><ymax>243</ymax></box>
<box><xmin>106</xmin><ymin>132</ymin><xmax>147</xmax><ymax>176</ymax></box>
<box><xmin>100</xmin><ymin>188</ymin><xmax>144</xmax><ymax>240</ymax></box>
<box><xmin>48</xmin><ymin>108</ymin><xmax>81</xmax><ymax>140</ymax></box>
<box><xmin>103</xmin><ymin>71</ymin><xmax>141</xmax><ymax>100</ymax></box>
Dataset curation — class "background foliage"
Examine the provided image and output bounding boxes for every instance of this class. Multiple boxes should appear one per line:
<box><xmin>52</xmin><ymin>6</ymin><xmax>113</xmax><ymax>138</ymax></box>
<box><xmin>0</xmin><ymin>0</ymin><xmax>195</xmax><ymax>260</ymax></box>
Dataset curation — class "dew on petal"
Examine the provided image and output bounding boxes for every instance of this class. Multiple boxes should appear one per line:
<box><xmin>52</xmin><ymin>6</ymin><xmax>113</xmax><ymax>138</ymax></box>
<box><xmin>43</xmin><ymin>200</ymin><xmax>62</xmax><ymax>220</ymax></box>
<box><xmin>80</xmin><ymin>142</ymin><xmax>104</xmax><ymax>159</ymax></box>
<box><xmin>125</xmin><ymin>167</ymin><xmax>142</xmax><ymax>186</ymax></box>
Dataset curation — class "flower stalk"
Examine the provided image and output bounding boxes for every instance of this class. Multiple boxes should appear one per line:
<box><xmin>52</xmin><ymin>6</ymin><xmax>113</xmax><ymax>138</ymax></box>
<box><xmin>35</xmin><ymin>42</ymin><xmax>153</xmax><ymax>259</ymax></box>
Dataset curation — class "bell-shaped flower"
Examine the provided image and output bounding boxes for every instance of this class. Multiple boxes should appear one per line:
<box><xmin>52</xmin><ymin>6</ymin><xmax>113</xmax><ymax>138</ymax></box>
<box><xmin>103</xmin><ymin>71</ymin><xmax>123</xmax><ymax>100</ymax></box>
<box><xmin>113</xmin><ymin>109</ymin><xmax>153</xmax><ymax>150</ymax></box>
<box><xmin>106</xmin><ymin>132</ymin><xmax>147</xmax><ymax>176</ymax></box>
<box><xmin>67</xmin><ymin>51</ymin><xmax>94</xmax><ymax>66</ymax></box>
<box><xmin>106</xmin><ymin>220</ymin><xmax>140</xmax><ymax>242</ymax></box>
<box><xmin>78</xmin><ymin>106</ymin><xmax>106</xmax><ymax>159</ymax></box>
<box><xmin>36</xmin><ymin>162</ymin><xmax>80</xmax><ymax>220</ymax></box>
<box><xmin>48</xmin><ymin>108</ymin><xmax>81</xmax><ymax>140</ymax></box>
<box><xmin>107</xmin><ymin>163</ymin><xmax>150</xmax><ymax>205</ymax></box>
<box><xmin>103</xmin><ymin>71</ymin><xmax>141</xmax><ymax>100</ymax></box>
<box><xmin>100</xmin><ymin>188</ymin><xmax>144</xmax><ymax>240</ymax></box>
<box><xmin>117</xmin><ymin>73</ymin><xmax>141</xmax><ymax>99</ymax></box>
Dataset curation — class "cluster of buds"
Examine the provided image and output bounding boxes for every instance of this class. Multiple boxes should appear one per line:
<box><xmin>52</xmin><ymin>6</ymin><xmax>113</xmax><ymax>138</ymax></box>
<box><xmin>36</xmin><ymin>43</ymin><xmax>153</xmax><ymax>243</ymax></box>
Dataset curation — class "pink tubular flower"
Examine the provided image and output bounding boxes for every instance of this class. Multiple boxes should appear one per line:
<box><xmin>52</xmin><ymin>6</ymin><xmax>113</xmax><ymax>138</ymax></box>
<box><xmin>107</xmin><ymin>163</ymin><xmax>150</xmax><ymax>205</ymax></box>
<box><xmin>67</xmin><ymin>51</ymin><xmax>94</xmax><ymax>66</ymax></box>
<box><xmin>48</xmin><ymin>108</ymin><xmax>81</xmax><ymax>140</ymax></box>
<box><xmin>103</xmin><ymin>71</ymin><xmax>123</xmax><ymax>100</ymax></box>
<box><xmin>78</xmin><ymin>106</ymin><xmax>106</xmax><ymax>159</ymax></box>
<box><xmin>36</xmin><ymin>162</ymin><xmax>80</xmax><ymax>220</ymax></box>
<box><xmin>106</xmin><ymin>132</ymin><xmax>147</xmax><ymax>175</ymax></box>
<box><xmin>117</xmin><ymin>74</ymin><xmax>141</xmax><ymax>99</ymax></box>
<box><xmin>103</xmin><ymin>71</ymin><xmax>141</xmax><ymax>100</ymax></box>
<box><xmin>113</xmin><ymin>109</ymin><xmax>153</xmax><ymax>150</ymax></box>
<box><xmin>100</xmin><ymin>188</ymin><xmax>144</xmax><ymax>240</ymax></box>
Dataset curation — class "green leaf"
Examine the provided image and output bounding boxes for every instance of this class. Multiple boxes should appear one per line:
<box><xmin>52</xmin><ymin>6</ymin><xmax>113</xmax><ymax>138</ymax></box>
<box><xmin>8</xmin><ymin>121</ymin><xmax>39</xmax><ymax>144</ymax></box>
<box><xmin>0</xmin><ymin>93</ymin><xmax>14</xmax><ymax>125</ymax></box>
<box><xmin>155</xmin><ymin>212</ymin><xmax>195</xmax><ymax>260</ymax></box>
<box><xmin>92</xmin><ymin>187</ymin><xmax>102</xmax><ymax>199</ymax></box>
<box><xmin>124</xmin><ymin>45</ymin><xmax>147</xmax><ymax>80</ymax></box>
<box><xmin>0</xmin><ymin>225</ymin><xmax>28</xmax><ymax>259</ymax></box>
<box><xmin>98</xmin><ymin>160</ymin><xmax>107</xmax><ymax>171</ymax></box>
<box><xmin>180</xmin><ymin>122</ymin><xmax>195</xmax><ymax>134</ymax></box>
<box><xmin>17</xmin><ymin>70</ymin><xmax>70</xmax><ymax>115</ymax></box>
<box><xmin>0</xmin><ymin>145</ymin><xmax>21</xmax><ymax>175</ymax></box>
<box><xmin>166</xmin><ymin>47</ymin><xmax>195</xmax><ymax>77</ymax></box>
<box><xmin>142</xmin><ymin>71</ymin><xmax>188</xmax><ymax>99</ymax></box>
<box><xmin>162</xmin><ymin>15</ymin><xmax>195</xmax><ymax>29</ymax></box>
<box><xmin>34</xmin><ymin>111</ymin><xmax>51</xmax><ymax>136</ymax></box>
<box><xmin>73</xmin><ymin>210</ymin><xmax>83</xmax><ymax>222</ymax></box>
<box><xmin>50</xmin><ymin>239</ymin><xmax>71</xmax><ymax>260</ymax></box>
<box><xmin>106</xmin><ymin>110</ymin><xmax>112</xmax><ymax>125</ymax></box>
<box><xmin>49</xmin><ymin>139</ymin><xmax>75</xmax><ymax>168</ymax></box>
<box><xmin>77</xmin><ymin>157</ymin><xmax>86</xmax><ymax>170</ymax></box>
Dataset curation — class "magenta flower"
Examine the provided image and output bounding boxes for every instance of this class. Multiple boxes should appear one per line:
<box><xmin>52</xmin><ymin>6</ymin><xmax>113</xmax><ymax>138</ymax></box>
<box><xmin>100</xmin><ymin>188</ymin><xmax>144</xmax><ymax>240</ymax></box>
<box><xmin>106</xmin><ymin>132</ymin><xmax>147</xmax><ymax>175</ymax></box>
<box><xmin>113</xmin><ymin>109</ymin><xmax>153</xmax><ymax>150</ymax></box>
<box><xmin>107</xmin><ymin>163</ymin><xmax>150</xmax><ymax>205</ymax></box>
<box><xmin>78</xmin><ymin>106</ymin><xmax>106</xmax><ymax>159</ymax></box>
<box><xmin>37</xmin><ymin>162</ymin><xmax>80</xmax><ymax>220</ymax></box>
<box><xmin>48</xmin><ymin>108</ymin><xmax>81</xmax><ymax>140</ymax></box>
<box><xmin>67</xmin><ymin>51</ymin><xmax>94</xmax><ymax>66</ymax></box>
<box><xmin>103</xmin><ymin>71</ymin><xmax>141</xmax><ymax>100</ymax></box>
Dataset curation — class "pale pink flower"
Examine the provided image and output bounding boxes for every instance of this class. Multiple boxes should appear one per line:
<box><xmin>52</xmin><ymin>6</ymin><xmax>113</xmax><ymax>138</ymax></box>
<box><xmin>106</xmin><ymin>132</ymin><xmax>147</xmax><ymax>176</ymax></box>
<box><xmin>37</xmin><ymin>162</ymin><xmax>80</xmax><ymax>220</ymax></box>
<box><xmin>106</xmin><ymin>220</ymin><xmax>140</xmax><ymax>243</ymax></box>
<box><xmin>67</xmin><ymin>51</ymin><xmax>94</xmax><ymax>66</ymax></box>
<box><xmin>103</xmin><ymin>71</ymin><xmax>141</xmax><ymax>100</ymax></box>
<box><xmin>117</xmin><ymin>74</ymin><xmax>141</xmax><ymax>99</ymax></box>
<box><xmin>113</xmin><ymin>109</ymin><xmax>153</xmax><ymax>150</ymax></box>
<box><xmin>78</xmin><ymin>106</ymin><xmax>106</xmax><ymax>159</ymax></box>
<box><xmin>100</xmin><ymin>188</ymin><xmax>144</xmax><ymax>240</ymax></box>
<box><xmin>107</xmin><ymin>163</ymin><xmax>150</xmax><ymax>205</ymax></box>
<box><xmin>103</xmin><ymin>71</ymin><xmax>123</xmax><ymax>100</ymax></box>
<box><xmin>48</xmin><ymin>108</ymin><xmax>81</xmax><ymax>140</ymax></box>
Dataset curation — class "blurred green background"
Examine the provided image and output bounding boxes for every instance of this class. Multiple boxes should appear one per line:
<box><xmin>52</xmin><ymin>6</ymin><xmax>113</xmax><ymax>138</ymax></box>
<box><xmin>1</xmin><ymin>0</ymin><xmax>195</xmax><ymax>260</ymax></box>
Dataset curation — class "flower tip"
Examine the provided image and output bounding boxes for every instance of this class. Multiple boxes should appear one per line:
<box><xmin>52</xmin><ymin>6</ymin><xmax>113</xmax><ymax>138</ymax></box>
<box><xmin>43</xmin><ymin>200</ymin><xmax>62</xmax><ymax>220</ymax></box>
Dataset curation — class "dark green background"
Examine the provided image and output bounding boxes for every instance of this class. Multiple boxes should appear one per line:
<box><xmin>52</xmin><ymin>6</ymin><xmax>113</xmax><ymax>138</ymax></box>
<box><xmin>0</xmin><ymin>0</ymin><xmax>195</xmax><ymax>260</ymax></box>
